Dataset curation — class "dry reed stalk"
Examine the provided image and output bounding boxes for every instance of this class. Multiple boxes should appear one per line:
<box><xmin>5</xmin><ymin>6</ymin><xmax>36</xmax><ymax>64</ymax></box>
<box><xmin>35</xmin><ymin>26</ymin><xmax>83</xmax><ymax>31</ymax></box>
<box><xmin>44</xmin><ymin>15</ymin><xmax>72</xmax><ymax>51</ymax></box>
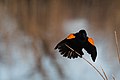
<box><xmin>112</xmin><ymin>74</ymin><xmax>115</xmax><ymax>80</ymax></box>
<box><xmin>65</xmin><ymin>44</ymin><xmax>106</xmax><ymax>80</ymax></box>
<box><xmin>114</xmin><ymin>30</ymin><xmax>120</xmax><ymax>63</ymax></box>
<box><xmin>101</xmin><ymin>67</ymin><xmax>108</xmax><ymax>80</ymax></box>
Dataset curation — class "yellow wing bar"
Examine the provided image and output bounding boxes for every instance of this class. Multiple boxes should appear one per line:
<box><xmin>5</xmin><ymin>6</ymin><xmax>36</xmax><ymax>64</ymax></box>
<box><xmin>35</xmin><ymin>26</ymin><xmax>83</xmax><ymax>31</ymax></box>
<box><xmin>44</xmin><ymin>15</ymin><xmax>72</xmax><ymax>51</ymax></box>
<box><xmin>88</xmin><ymin>37</ymin><xmax>94</xmax><ymax>46</ymax></box>
<box><xmin>67</xmin><ymin>34</ymin><xmax>75</xmax><ymax>39</ymax></box>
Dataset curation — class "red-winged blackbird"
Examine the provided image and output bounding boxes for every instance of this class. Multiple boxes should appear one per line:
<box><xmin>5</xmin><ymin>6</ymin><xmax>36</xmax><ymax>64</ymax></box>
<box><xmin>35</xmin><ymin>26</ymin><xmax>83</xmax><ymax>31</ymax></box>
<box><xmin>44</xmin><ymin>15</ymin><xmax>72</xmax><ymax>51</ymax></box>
<box><xmin>54</xmin><ymin>30</ymin><xmax>97</xmax><ymax>62</ymax></box>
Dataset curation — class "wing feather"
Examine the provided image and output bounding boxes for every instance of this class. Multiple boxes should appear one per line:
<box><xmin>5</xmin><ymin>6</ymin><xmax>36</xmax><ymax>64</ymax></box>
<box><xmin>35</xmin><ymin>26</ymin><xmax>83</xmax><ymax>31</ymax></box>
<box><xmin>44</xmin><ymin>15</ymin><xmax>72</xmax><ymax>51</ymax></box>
<box><xmin>84</xmin><ymin>41</ymin><xmax>97</xmax><ymax>62</ymax></box>
<box><xmin>55</xmin><ymin>39</ymin><xmax>79</xmax><ymax>58</ymax></box>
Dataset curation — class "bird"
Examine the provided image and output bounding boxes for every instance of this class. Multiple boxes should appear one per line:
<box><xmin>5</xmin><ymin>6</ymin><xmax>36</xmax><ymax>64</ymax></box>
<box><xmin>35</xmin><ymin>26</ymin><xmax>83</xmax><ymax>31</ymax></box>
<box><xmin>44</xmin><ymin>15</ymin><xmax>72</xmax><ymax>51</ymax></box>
<box><xmin>54</xmin><ymin>29</ymin><xmax>97</xmax><ymax>62</ymax></box>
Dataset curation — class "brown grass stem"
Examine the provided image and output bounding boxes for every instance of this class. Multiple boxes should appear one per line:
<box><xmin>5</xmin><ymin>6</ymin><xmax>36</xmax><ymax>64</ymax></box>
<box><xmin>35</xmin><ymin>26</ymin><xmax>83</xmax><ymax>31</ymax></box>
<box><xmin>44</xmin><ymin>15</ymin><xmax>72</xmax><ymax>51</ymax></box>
<box><xmin>101</xmin><ymin>67</ymin><xmax>108</xmax><ymax>80</ymax></box>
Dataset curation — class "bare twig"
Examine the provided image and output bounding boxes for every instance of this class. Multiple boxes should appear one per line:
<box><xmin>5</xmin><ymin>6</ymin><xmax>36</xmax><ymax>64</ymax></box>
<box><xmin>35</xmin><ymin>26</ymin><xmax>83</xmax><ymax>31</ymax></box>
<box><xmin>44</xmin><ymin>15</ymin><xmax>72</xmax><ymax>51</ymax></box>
<box><xmin>101</xmin><ymin>67</ymin><xmax>108</xmax><ymax>80</ymax></box>
<box><xmin>114</xmin><ymin>30</ymin><xmax>120</xmax><ymax>63</ymax></box>
<box><xmin>65</xmin><ymin>44</ymin><xmax>106</xmax><ymax>80</ymax></box>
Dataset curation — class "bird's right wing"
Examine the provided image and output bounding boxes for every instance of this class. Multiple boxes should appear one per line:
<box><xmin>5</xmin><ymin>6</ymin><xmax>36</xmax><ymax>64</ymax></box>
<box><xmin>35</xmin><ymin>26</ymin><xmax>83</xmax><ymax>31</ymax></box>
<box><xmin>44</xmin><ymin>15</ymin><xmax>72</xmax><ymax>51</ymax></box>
<box><xmin>54</xmin><ymin>38</ymin><xmax>79</xmax><ymax>59</ymax></box>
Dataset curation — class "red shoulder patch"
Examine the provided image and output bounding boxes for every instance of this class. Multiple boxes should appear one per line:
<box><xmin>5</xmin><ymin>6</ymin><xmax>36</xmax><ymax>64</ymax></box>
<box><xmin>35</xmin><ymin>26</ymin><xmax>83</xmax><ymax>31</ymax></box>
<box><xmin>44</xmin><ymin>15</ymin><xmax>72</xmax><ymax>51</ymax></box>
<box><xmin>88</xmin><ymin>38</ymin><xmax>94</xmax><ymax>46</ymax></box>
<box><xmin>67</xmin><ymin>34</ymin><xmax>75</xmax><ymax>39</ymax></box>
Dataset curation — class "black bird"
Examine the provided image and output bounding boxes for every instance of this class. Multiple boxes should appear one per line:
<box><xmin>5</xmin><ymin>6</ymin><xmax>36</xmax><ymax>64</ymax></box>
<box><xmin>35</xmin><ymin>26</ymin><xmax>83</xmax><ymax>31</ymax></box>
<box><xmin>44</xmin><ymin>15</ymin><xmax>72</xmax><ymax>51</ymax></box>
<box><xmin>54</xmin><ymin>29</ymin><xmax>97</xmax><ymax>62</ymax></box>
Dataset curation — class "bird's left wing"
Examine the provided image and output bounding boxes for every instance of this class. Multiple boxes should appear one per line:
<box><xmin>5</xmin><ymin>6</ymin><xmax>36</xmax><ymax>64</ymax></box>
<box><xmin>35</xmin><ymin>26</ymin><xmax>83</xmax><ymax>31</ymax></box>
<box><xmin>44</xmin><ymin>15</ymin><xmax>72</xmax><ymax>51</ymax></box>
<box><xmin>84</xmin><ymin>38</ymin><xmax>97</xmax><ymax>62</ymax></box>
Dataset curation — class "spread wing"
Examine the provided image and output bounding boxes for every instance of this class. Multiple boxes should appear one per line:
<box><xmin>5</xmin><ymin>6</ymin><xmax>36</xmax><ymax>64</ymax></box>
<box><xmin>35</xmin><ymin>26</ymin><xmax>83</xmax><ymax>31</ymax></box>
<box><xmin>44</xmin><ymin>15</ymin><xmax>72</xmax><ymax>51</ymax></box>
<box><xmin>84</xmin><ymin>38</ymin><xmax>97</xmax><ymax>62</ymax></box>
<box><xmin>54</xmin><ymin>39</ymin><xmax>79</xmax><ymax>59</ymax></box>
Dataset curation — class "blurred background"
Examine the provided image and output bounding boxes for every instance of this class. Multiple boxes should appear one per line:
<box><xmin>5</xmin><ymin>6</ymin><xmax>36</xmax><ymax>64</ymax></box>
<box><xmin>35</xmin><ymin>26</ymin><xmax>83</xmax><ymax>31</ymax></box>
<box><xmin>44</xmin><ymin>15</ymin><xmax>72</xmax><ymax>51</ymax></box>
<box><xmin>0</xmin><ymin>0</ymin><xmax>120</xmax><ymax>80</ymax></box>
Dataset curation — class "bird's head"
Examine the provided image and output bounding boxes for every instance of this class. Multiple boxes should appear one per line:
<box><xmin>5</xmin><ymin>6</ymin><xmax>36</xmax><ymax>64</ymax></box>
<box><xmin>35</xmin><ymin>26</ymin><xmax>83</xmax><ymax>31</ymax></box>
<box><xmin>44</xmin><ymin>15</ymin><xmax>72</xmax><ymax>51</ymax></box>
<box><xmin>79</xmin><ymin>29</ymin><xmax>87</xmax><ymax>40</ymax></box>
